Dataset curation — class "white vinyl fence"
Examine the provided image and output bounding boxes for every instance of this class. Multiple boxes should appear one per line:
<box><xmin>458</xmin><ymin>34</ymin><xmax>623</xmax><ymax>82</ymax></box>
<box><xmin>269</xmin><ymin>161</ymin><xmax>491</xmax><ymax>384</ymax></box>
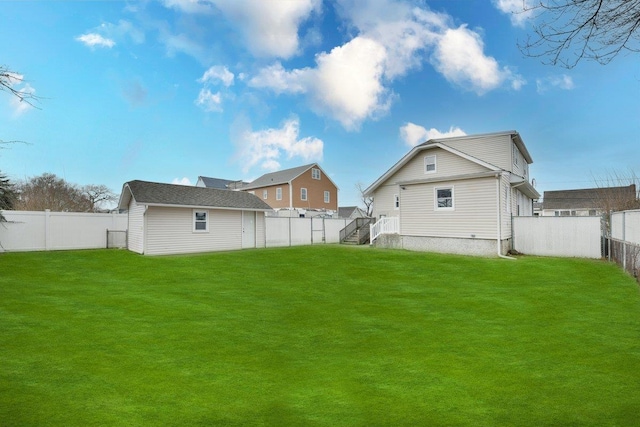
<box><xmin>609</xmin><ymin>210</ymin><xmax>640</xmax><ymax>280</ymax></box>
<box><xmin>0</xmin><ymin>210</ymin><xmax>127</xmax><ymax>252</ymax></box>
<box><xmin>265</xmin><ymin>217</ymin><xmax>348</xmax><ymax>247</ymax></box>
<box><xmin>513</xmin><ymin>216</ymin><xmax>602</xmax><ymax>258</ymax></box>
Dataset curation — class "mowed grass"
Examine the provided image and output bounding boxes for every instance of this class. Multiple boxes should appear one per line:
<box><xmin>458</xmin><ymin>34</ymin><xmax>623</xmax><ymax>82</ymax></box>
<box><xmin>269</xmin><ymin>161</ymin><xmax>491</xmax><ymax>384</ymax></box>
<box><xmin>1</xmin><ymin>246</ymin><xmax>639</xmax><ymax>426</ymax></box>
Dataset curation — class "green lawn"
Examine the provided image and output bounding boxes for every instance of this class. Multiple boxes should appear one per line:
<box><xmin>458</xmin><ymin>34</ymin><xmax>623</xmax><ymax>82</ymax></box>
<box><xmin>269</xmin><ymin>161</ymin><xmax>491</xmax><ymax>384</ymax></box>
<box><xmin>1</xmin><ymin>246</ymin><xmax>639</xmax><ymax>426</ymax></box>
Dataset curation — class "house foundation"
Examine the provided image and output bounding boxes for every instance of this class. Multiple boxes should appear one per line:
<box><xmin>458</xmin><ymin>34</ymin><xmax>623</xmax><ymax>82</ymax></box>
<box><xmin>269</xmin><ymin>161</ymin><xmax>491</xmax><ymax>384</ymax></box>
<box><xmin>374</xmin><ymin>234</ymin><xmax>512</xmax><ymax>257</ymax></box>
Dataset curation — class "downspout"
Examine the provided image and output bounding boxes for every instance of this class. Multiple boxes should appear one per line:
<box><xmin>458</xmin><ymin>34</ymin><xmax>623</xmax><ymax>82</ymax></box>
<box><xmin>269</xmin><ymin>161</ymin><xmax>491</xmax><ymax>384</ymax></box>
<box><xmin>496</xmin><ymin>173</ymin><xmax>515</xmax><ymax>260</ymax></box>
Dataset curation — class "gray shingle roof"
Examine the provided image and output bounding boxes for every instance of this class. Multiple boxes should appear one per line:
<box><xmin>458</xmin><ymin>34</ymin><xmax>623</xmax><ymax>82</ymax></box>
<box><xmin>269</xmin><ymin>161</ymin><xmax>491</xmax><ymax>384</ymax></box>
<box><xmin>121</xmin><ymin>180</ymin><xmax>272</xmax><ymax>211</ymax></box>
<box><xmin>543</xmin><ymin>185</ymin><xmax>637</xmax><ymax>210</ymax></box>
<box><xmin>197</xmin><ymin>177</ymin><xmax>236</xmax><ymax>189</ymax></box>
<box><xmin>241</xmin><ymin>164</ymin><xmax>316</xmax><ymax>190</ymax></box>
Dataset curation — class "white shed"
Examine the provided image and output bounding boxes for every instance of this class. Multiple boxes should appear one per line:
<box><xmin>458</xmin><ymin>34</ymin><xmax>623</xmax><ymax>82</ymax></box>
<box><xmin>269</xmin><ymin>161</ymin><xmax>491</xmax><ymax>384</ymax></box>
<box><xmin>118</xmin><ymin>180</ymin><xmax>273</xmax><ymax>255</ymax></box>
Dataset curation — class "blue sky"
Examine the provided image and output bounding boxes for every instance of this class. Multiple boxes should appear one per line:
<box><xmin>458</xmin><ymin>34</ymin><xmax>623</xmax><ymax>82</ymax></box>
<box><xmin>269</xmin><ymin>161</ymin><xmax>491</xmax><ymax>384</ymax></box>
<box><xmin>1</xmin><ymin>0</ymin><xmax>638</xmax><ymax>208</ymax></box>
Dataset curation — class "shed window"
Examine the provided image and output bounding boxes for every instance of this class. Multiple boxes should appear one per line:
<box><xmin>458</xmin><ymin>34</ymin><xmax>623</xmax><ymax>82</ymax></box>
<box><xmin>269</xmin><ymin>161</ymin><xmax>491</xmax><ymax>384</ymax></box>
<box><xmin>312</xmin><ymin>168</ymin><xmax>321</xmax><ymax>180</ymax></box>
<box><xmin>324</xmin><ymin>191</ymin><xmax>330</xmax><ymax>203</ymax></box>
<box><xmin>425</xmin><ymin>155</ymin><xmax>436</xmax><ymax>173</ymax></box>
<box><xmin>435</xmin><ymin>187</ymin><xmax>454</xmax><ymax>210</ymax></box>
<box><xmin>276</xmin><ymin>187</ymin><xmax>282</xmax><ymax>201</ymax></box>
<box><xmin>301</xmin><ymin>188</ymin><xmax>308</xmax><ymax>201</ymax></box>
<box><xmin>193</xmin><ymin>210</ymin><xmax>209</xmax><ymax>232</ymax></box>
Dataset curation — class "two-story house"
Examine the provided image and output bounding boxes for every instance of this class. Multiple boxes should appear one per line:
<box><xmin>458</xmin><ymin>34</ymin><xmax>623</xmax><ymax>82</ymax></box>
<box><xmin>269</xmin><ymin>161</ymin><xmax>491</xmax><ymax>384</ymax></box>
<box><xmin>240</xmin><ymin>163</ymin><xmax>338</xmax><ymax>216</ymax></box>
<box><xmin>365</xmin><ymin>131</ymin><xmax>539</xmax><ymax>257</ymax></box>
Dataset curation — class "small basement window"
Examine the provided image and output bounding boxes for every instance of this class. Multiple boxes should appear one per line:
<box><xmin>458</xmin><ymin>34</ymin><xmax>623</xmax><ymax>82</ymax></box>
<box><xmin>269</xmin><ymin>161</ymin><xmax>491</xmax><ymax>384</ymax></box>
<box><xmin>193</xmin><ymin>210</ymin><xmax>209</xmax><ymax>232</ymax></box>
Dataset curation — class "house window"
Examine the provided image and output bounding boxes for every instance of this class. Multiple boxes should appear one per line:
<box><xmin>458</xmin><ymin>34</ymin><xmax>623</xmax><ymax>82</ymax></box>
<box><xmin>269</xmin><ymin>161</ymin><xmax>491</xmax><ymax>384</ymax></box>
<box><xmin>394</xmin><ymin>194</ymin><xmax>399</xmax><ymax>210</ymax></box>
<box><xmin>425</xmin><ymin>155</ymin><xmax>436</xmax><ymax>173</ymax></box>
<box><xmin>263</xmin><ymin>190</ymin><xmax>268</xmax><ymax>199</ymax></box>
<box><xmin>435</xmin><ymin>187</ymin><xmax>453</xmax><ymax>210</ymax></box>
<box><xmin>589</xmin><ymin>209</ymin><xmax>597</xmax><ymax>216</ymax></box>
<box><xmin>276</xmin><ymin>187</ymin><xmax>282</xmax><ymax>201</ymax></box>
<box><xmin>312</xmin><ymin>168</ymin><xmax>321</xmax><ymax>180</ymax></box>
<box><xmin>193</xmin><ymin>210</ymin><xmax>209</xmax><ymax>232</ymax></box>
<box><xmin>324</xmin><ymin>191</ymin><xmax>330</xmax><ymax>203</ymax></box>
<box><xmin>513</xmin><ymin>145</ymin><xmax>519</xmax><ymax>165</ymax></box>
<box><xmin>301</xmin><ymin>188</ymin><xmax>308</xmax><ymax>201</ymax></box>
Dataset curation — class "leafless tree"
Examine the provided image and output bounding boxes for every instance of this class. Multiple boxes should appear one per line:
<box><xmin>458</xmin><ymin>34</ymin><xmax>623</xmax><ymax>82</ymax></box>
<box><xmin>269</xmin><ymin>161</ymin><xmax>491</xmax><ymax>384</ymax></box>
<box><xmin>14</xmin><ymin>173</ymin><xmax>93</xmax><ymax>212</ymax></box>
<box><xmin>82</xmin><ymin>184</ymin><xmax>118</xmax><ymax>212</ymax></box>
<box><xmin>356</xmin><ymin>182</ymin><xmax>374</xmax><ymax>217</ymax></box>
<box><xmin>519</xmin><ymin>0</ymin><xmax>640</xmax><ymax>68</ymax></box>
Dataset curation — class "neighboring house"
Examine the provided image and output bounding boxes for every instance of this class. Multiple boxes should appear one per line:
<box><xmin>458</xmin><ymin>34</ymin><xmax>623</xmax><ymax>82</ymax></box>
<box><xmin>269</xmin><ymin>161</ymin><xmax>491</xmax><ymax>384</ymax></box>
<box><xmin>118</xmin><ymin>180</ymin><xmax>272</xmax><ymax>255</ymax></box>
<box><xmin>196</xmin><ymin>176</ymin><xmax>248</xmax><ymax>190</ymax></box>
<box><xmin>240</xmin><ymin>163</ymin><xmax>339</xmax><ymax>215</ymax></box>
<box><xmin>338</xmin><ymin>206</ymin><xmax>368</xmax><ymax>219</ymax></box>
<box><xmin>541</xmin><ymin>185</ymin><xmax>638</xmax><ymax>216</ymax></box>
<box><xmin>365</xmin><ymin>131</ymin><xmax>540</xmax><ymax>256</ymax></box>
<box><xmin>533</xmin><ymin>201</ymin><xmax>543</xmax><ymax>216</ymax></box>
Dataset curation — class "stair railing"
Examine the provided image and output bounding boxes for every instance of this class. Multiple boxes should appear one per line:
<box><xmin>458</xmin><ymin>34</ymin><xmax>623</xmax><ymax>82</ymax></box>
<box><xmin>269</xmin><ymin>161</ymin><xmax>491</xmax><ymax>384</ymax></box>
<box><xmin>370</xmin><ymin>217</ymin><xmax>400</xmax><ymax>244</ymax></box>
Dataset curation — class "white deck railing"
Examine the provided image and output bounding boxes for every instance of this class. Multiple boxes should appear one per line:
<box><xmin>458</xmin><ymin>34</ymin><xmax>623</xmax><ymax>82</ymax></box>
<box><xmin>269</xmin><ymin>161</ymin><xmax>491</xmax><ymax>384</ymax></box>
<box><xmin>370</xmin><ymin>216</ymin><xmax>399</xmax><ymax>244</ymax></box>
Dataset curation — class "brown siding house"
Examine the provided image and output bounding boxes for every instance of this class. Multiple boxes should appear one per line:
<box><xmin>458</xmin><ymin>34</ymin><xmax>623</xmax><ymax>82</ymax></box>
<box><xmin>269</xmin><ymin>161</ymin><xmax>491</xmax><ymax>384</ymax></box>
<box><xmin>240</xmin><ymin>163</ymin><xmax>338</xmax><ymax>213</ymax></box>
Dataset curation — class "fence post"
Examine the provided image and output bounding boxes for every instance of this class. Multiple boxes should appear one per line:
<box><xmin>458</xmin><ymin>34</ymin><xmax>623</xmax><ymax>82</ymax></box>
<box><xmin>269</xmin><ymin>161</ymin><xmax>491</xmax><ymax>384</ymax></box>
<box><xmin>44</xmin><ymin>209</ymin><xmax>51</xmax><ymax>251</ymax></box>
<box><xmin>622</xmin><ymin>212</ymin><xmax>627</xmax><ymax>271</ymax></box>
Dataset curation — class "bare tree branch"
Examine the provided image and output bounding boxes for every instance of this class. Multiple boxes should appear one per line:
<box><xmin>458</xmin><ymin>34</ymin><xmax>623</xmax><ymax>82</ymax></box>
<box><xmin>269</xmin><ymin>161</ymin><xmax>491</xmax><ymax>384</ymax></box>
<box><xmin>0</xmin><ymin>65</ymin><xmax>41</xmax><ymax>108</ymax></box>
<box><xmin>519</xmin><ymin>0</ymin><xmax>640</xmax><ymax>68</ymax></box>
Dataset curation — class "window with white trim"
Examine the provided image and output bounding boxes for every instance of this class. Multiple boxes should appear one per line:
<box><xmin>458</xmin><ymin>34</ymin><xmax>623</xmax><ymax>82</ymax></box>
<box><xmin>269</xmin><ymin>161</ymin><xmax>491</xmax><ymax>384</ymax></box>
<box><xmin>263</xmin><ymin>190</ymin><xmax>268</xmax><ymax>199</ymax></box>
<box><xmin>324</xmin><ymin>191</ymin><xmax>330</xmax><ymax>203</ymax></box>
<box><xmin>193</xmin><ymin>210</ymin><xmax>209</xmax><ymax>232</ymax></box>
<box><xmin>312</xmin><ymin>168</ymin><xmax>321</xmax><ymax>180</ymax></box>
<box><xmin>394</xmin><ymin>194</ymin><xmax>399</xmax><ymax>210</ymax></box>
<box><xmin>425</xmin><ymin>155</ymin><xmax>436</xmax><ymax>173</ymax></box>
<box><xmin>301</xmin><ymin>187</ymin><xmax>308</xmax><ymax>201</ymax></box>
<box><xmin>513</xmin><ymin>145</ymin><xmax>519</xmax><ymax>165</ymax></box>
<box><xmin>276</xmin><ymin>187</ymin><xmax>282</xmax><ymax>201</ymax></box>
<box><xmin>435</xmin><ymin>187</ymin><xmax>453</xmax><ymax>210</ymax></box>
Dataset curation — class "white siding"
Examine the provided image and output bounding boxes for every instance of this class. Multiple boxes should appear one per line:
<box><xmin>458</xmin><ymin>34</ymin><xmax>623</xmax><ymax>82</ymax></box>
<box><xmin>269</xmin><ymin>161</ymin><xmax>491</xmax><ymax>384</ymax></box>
<box><xmin>128</xmin><ymin>200</ymin><xmax>145</xmax><ymax>254</ymax></box>
<box><xmin>372</xmin><ymin>148</ymin><xmax>489</xmax><ymax>219</ymax></box>
<box><xmin>444</xmin><ymin>134</ymin><xmax>511</xmax><ymax>171</ymax></box>
<box><xmin>256</xmin><ymin>212</ymin><xmax>266</xmax><ymax>248</ymax></box>
<box><xmin>145</xmin><ymin>207</ymin><xmax>243</xmax><ymax>255</ymax></box>
<box><xmin>400</xmin><ymin>176</ymin><xmax>498</xmax><ymax>239</ymax></box>
<box><xmin>500</xmin><ymin>174</ymin><xmax>512</xmax><ymax>239</ymax></box>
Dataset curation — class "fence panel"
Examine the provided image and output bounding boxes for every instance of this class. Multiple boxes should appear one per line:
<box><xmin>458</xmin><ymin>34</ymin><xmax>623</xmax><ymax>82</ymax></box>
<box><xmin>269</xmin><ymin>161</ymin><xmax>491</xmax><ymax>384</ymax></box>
<box><xmin>611</xmin><ymin>210</ymin><xmax>640</xmax><ymax>245</ymax></box>
<box><xmin>264</xmin><ymin>217</ymin><xmax>349</xmax><ymax>247</ymax></box>
<box><xmin>513</xmin><ymin>216</ymin><xmax>602</xmax><ymax>258</ymax></box>
<box><xmin>0</xmin><ymin>210</ymin><xmax>127</xmax><ymax>252</ymax></box>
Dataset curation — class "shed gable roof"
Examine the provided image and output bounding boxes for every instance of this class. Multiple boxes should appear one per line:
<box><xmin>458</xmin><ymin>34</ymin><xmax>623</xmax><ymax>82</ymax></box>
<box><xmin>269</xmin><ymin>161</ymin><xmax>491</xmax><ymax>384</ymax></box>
<box><xmin>119</xmin><ymin>180</ymin><xmax>272</xmax><ymax>211</ymax></box>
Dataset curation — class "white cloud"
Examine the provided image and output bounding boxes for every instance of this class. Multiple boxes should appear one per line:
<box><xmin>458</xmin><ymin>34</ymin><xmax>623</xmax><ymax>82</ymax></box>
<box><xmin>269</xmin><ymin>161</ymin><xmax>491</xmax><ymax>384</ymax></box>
<box><xmin>75</xmin><ymin>33</ymin><xmax>116</xmax><ymax>49</ymax></box>
<box><xmin>431</xmin><ymin>25</ymin><xmax>523</xmax><ymax>95</ymax></box>
<box><xmin>536</xmin><ymin>74</ymin><xmax>575</xmax><ymax>93</ymax></box>
<box><xmin>492</xmin><ymin>0</ymin><xmax>534</xmax><ymax>27</ymax></box>
<box><xmin>100</xmin><ymin>20</ymin><xmax>145</xmax><ymax>44</ymax></box>
<box><xmin>195</xmin><ymin>88</ymin><xmax>223</xmax><ymax>112</ymax></box>
<box><xmin>250</xmin><ymin>37</ymin><xmax>391</xmax><ymax>131</ymax></box>
<box><xmin>172</xmin><ymin>177</ymin><xmax>193</xmax><ymax>185</ymax></box>
<box><xmin>233</xmin><ymin>117</ymin><xmax>323</xmax><ymax>173</ymax></box>
<box><xmin>400</xmin><ymin>123</ymin><xmax>466</xmax><ymax>147</ymax></box>
<box><xmin>199</xmin><ymin>66</ymin><xmax>235</xmax><ymax>87</ymax></box>
<box><xmin>160</xmin><ymin>0</ymin><xmax>320</xmax><ymax>58</ymax></box>
<box><xmin>249</xmin><ymin>1</ymin><xmax>522</xmax><ymax>130</ymax></box>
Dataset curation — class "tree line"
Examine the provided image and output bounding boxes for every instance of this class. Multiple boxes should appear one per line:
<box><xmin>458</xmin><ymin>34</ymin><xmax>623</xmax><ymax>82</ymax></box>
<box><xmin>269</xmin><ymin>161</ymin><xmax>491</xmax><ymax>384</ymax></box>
<box><xmin>0</xmin><ymin>172</ymin><xmax>117</xmax><ymax>214</ymax></box>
